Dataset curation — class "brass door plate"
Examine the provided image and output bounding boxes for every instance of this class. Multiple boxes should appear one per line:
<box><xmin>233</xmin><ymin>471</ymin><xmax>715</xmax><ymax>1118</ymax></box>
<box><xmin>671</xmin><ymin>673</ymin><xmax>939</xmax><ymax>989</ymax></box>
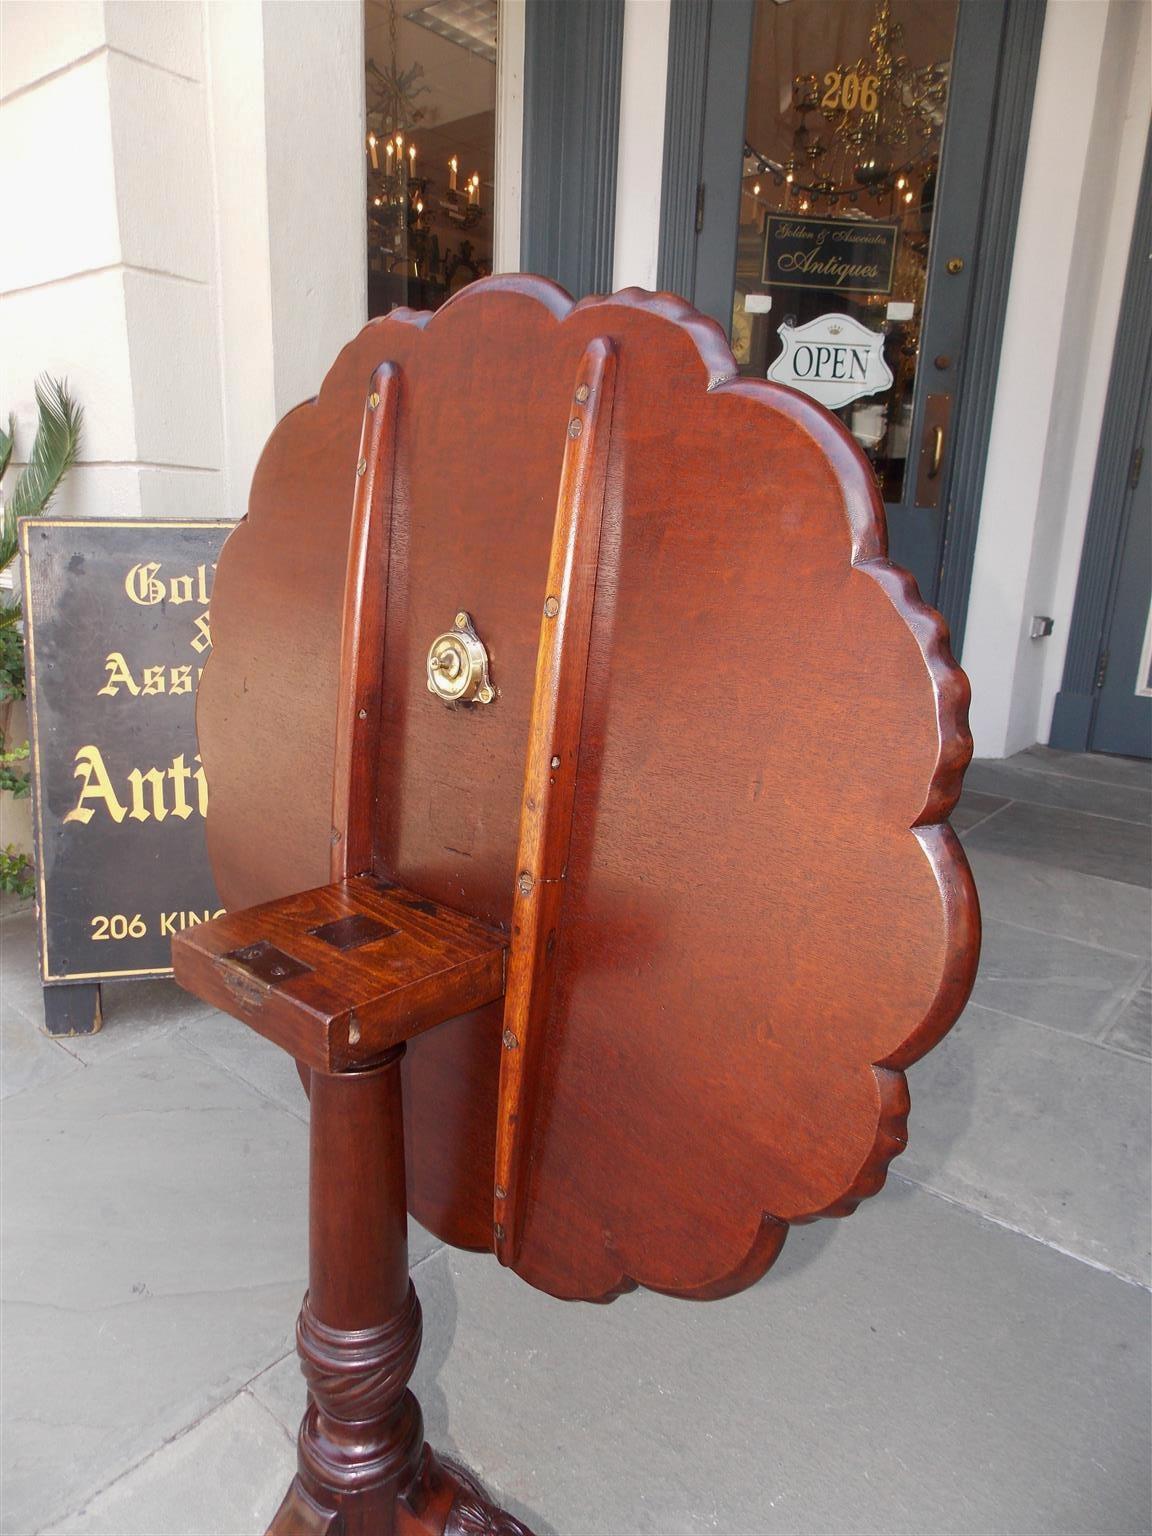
<box><xmin>426</xmin><ymin>611</ymin><xmax>496</xmax><ymax>705</ymax></box>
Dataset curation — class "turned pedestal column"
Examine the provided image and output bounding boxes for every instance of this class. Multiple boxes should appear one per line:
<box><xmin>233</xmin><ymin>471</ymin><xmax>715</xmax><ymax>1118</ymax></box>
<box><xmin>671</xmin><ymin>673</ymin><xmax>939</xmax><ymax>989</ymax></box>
<box><xmin>288</xmin><ymin>1050</ymin><xmax>422</xmax><ymax>1533</ymax></box>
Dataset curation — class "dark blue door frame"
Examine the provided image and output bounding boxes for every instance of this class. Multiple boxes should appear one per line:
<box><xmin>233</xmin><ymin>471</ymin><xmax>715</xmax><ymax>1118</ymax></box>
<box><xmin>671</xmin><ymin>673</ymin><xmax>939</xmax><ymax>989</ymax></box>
<box><xmin>656</xmin><ymin>0</ymin><xmax>1047</xmax><ymax>652</ymax></box>
<box><xmin>520</xmin><ymin>0</ymin><xmax>625</xmax><ymax>301</ymax></box>
<box><xmin>1050</xmin><ymin>125</ymin><xmax>1152</xmax><ymax>756</ymax></box>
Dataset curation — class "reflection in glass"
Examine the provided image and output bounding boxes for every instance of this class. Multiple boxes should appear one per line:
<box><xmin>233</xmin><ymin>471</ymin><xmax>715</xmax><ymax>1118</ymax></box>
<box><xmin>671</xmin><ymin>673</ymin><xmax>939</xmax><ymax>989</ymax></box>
<box><xmin>732</xmin><ymin>0</ymin><xmax>958</xmax><ymax>501</ymax></box>
<box><xmin>364</xmin><ymin>0</ymin><xmax>499</xmax><ymax>317</ymax></box>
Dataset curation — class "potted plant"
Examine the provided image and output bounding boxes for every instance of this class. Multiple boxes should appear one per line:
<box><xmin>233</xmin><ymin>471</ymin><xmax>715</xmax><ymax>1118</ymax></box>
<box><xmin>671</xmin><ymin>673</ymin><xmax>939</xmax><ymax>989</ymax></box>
<box><xmin>0</xmin><ymin>377</ymin><xmax>83</xmax><ymax>897</ymax></box>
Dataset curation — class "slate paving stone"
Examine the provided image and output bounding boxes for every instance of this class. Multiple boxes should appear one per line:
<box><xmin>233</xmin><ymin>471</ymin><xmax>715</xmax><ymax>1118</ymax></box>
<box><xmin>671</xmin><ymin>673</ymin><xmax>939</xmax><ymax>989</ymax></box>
<box><xmin>899</xmin><ymin>1003</ymin><xmax>1152</xmax><ymax>1286</ymax></box>
<box><xmin>1020</xmin><ymin>743</ymin><xmax>1152</xmax><ymax>791</ymax></box>
<box><xmin>964</xmin><ymin>843</ymin><xmax>1152</xmax><ymax>956</ymax></box>
<box><xmin>948</xmin><ymin>787</ymin><xmax>1009</xmax><ymax>833</ymax></box>
<box><xmin>970</xmin><ymin>917</ymin><xmax>1146</xmax><ymax>1039</ymax></box>
<box><xmin>1</xmin><ymin>1042</ymin><xmax>308</xmax><ymax>1535</ymax></box>
<box><xmin>395</xmin><ymin>1191</ymin><xmax>1151</xmax><ymax>1536</ymax></box>
<box><xmin>967</xmin><ymin>758</ymin><xmax>1151</xmax><ymax>825</ymax></box>
<box><xmin>40</xmin><ymin>1391</ymin><xmax>296</xmax><ymax>1536</ymax></box>
<box><xmin>245</xmin><ymin>1350</ymin><xmax>305</xmax><ymax>1439</ymax></box>
<box><xmin>171</xmin><ymin>1002</ymin><xmax>310</xmax><ymax>1122</ymax></box>
<box><xmin>0</xmin><ymin>907</ymin><xmax>51</xmax><ymax>1028</ymax></box>
<box><xmin>1105</xmin><ymin>986</ymin><xmax>1152</xmax><ymax>1059</ymax></box>
<box><xmin>0</xmin><ymin>975</ymin><xmax>82</xmax><ymax>1100</ymax></box>
<box><xmin>964</xmin><ymin>800</ymin><xmax>1152</xmax><ymax>889</ymax></box>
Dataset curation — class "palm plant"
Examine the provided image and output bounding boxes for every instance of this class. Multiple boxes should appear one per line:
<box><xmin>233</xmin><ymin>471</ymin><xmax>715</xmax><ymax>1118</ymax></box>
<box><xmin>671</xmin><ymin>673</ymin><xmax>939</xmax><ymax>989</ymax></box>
<box><xmin>0</xmin><ymin>376</ymin><xmax>83</xmax><ymax>685</ymax></box>
<box><xmin>0</xmin><ymin>377</ymin><xmax>83</xmax><ymax>895</ymax></box>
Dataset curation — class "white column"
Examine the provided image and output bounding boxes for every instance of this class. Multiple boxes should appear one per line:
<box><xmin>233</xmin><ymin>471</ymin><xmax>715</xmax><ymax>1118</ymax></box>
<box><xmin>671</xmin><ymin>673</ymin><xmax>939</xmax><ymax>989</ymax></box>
<box><xmin>1</xmin><ymin>0</ymin><xmax>225</xmax><ymax>521</ymax></box>
<box><xmin>962</xmin><ymin>0</ymin><xmax>1150</xmax><ymax>756</ymax></box>
<box><xmin>494</xmin><ymin>0</ymin><xmax>526</xmax><ymax>275</ymax></box>
<box><xmin>612</xmin><ymin>0</ymin><xmax>671</xmax><ymax>293</ymax></box>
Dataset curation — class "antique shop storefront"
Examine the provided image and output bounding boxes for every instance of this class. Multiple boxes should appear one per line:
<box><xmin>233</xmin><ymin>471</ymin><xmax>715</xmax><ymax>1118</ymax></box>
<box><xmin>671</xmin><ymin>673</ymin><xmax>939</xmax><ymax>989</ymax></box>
<box><xmin>2</xmin><ymin>0</ymin><xmax>1149</xmax><ymax>758</ymax></box>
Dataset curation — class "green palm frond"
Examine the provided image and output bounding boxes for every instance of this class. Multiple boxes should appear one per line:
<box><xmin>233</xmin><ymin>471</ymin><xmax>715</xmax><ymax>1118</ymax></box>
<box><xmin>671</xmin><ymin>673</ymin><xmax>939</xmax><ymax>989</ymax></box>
<box><xmin>0</xmin><ymin>414</ymin><xmax>13</xmax><ymax>481</ymax></box>
<box><xmin>9</xmin><ymin>376</ymin><xmax>83</xmax><ymax>520</ymax></box>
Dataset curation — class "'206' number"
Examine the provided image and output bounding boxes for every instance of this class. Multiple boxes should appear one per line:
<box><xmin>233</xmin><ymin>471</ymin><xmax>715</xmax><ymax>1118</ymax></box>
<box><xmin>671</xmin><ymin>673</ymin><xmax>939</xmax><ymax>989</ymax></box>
<box><xmin>91</xmin><ymin>913</ymin><xmax>147</xmax><ymax>940</ymax></box>
<box><xmin>822</xmin><ymin>71</ymin><xmax>879</xmax><ymax>114</ymax></box>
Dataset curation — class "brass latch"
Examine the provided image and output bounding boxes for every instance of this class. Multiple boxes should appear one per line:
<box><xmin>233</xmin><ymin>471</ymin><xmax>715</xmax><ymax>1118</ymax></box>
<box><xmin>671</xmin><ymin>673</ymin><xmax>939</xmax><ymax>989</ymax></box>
<box><xmin>426</xmin><ymin>611</ymin><xmax>495</xmax><ymax>705</ymax></box>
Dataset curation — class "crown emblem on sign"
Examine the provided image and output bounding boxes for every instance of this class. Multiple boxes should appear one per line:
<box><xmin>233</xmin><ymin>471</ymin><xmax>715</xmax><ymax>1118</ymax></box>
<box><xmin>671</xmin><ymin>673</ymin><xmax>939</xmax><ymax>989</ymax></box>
<box><xmin>827</xmin><ymin>324</ymin><xmax>843</xmax><ymax>335</ymax></box>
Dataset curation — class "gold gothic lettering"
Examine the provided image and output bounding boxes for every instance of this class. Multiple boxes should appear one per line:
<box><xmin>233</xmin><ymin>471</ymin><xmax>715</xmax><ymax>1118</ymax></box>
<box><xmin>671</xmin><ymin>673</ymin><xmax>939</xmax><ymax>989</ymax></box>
<box><xmin>125</xmin><ymin>562</ymin><xmax>215</xmax><ymax>607</ymax></box>
<box><xmin>97</xmin><ymin>657</ymin><xmax>201</xmax><ymax>698</ymax></box>
<box><xmin>63</xmin><ymin>747</ymin><xmax>208</xmax><ymax>825</ymax></box>
<box><xmin>64</xmin><ymin>746</ymin><xmax>128</xmax><ymax>825</ymax></box>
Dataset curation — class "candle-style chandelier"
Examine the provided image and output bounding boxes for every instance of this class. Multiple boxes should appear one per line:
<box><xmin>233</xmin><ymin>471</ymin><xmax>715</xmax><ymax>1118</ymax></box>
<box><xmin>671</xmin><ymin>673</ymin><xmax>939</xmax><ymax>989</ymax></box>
<box><xmin>364</xmin><ymin>0</ymin><xmax>487</xmax><ymax>289</ymax></box>
<box><xmin>745</xmin><ymin>0</ymin><xmax>949</xmax><ymax>217</ymax></box>
<box><xmin>367</xmin><ymin>131</ymin><xmax>484</xmax><ymax>250</ymax></box>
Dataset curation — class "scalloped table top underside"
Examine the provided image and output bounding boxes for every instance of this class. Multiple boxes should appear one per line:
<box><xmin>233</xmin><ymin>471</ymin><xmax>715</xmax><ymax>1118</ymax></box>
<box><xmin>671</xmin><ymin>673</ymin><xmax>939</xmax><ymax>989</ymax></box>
<box><xmin>197</xmin><ymin>276</ymin><xmax>980</xmax><ymax>1303</ymax></box>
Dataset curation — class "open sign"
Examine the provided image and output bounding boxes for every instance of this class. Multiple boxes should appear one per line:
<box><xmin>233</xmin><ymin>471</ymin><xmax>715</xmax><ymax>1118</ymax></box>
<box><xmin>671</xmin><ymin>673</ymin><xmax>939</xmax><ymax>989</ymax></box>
<box><xmin>767</xmin><ymin>312</ymin><xmax>893</xmax><ymax>411</ymax></box>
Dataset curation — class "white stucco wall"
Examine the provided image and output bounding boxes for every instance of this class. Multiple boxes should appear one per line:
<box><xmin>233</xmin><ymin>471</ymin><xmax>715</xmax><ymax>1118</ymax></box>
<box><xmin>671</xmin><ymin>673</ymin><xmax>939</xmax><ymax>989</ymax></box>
<box><xmin>1</xmin><ymin>3</ymin><xmax>224</xmax><ymax>520</ymax></box>
<box><xmin>962</xmin><ymin>0</ymin><xmax>1151</xmax><ymax>756</ymax></box>
<box><xmin>0</xmin><ymin>0</ymin><xmax>365</xmax><ymax>525</ymax></box>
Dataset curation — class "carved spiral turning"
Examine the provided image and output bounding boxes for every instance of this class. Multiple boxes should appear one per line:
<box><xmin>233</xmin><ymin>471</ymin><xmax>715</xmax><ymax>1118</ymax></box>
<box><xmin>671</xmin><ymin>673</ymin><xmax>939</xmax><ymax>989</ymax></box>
<box><xmin>297</xmin><ymin>1283</ymin><xmax>422</xmax><ymax>1421</ymax></box>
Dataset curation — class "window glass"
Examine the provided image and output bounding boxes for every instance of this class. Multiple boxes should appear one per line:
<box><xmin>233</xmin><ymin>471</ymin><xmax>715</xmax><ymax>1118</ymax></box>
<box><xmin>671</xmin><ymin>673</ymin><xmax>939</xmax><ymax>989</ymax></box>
<box><xmin>733</xmin><ymin>0</ymin><xmax>958</xmax><ymax>501</ymax></box>
<box><xmin>364</xmin><ymin>0</ymin><xmax>499</xmax><ymax>316</ymax></box>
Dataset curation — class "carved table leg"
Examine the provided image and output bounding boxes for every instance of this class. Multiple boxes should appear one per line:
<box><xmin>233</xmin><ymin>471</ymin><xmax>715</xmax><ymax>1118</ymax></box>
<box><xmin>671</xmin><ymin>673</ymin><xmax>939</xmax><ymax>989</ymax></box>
<box><xmin>266</xmin><ymin>1047</ymin><xmax>535</xmax><ymax>1536</ymax></box>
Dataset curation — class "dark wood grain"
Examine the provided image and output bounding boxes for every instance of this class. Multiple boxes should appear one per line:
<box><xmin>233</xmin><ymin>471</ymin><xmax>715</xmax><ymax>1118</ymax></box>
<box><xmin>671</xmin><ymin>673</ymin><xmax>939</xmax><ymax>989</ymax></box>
<box><xmin>171</xmin><ymin>877</ymin><xmax>505</xmax><ymax>1073</ymax></box>
<box><xmin>331</xmin><ymin>364</ymin><xmax>401</xmax><ymax>882</ymax></box>
<box><xmin>494</xmin><ymin>336</ymin><xmax>618</xmax><ymax>1267</ymax></box>
<box><xmin>193</xmin><ymin>273</ymin><xmax>979</xmax><ymax>1304</ymax></box>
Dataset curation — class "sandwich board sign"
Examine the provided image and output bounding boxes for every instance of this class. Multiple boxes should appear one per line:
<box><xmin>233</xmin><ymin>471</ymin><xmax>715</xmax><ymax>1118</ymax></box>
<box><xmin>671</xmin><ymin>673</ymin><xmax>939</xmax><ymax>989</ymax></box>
<box><xmin>19</xmin><ymin>519</ymin><xmax>231</xmax><ymax>1030</ymax></box>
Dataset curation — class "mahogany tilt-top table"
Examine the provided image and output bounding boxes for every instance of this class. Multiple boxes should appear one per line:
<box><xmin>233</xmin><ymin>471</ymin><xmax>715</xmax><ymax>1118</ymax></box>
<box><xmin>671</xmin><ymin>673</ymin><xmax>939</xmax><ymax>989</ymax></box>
<box><xmin>171</xmin><ymin>275</ymin><xmax>980</xmax><ymax>1535</ymax></box>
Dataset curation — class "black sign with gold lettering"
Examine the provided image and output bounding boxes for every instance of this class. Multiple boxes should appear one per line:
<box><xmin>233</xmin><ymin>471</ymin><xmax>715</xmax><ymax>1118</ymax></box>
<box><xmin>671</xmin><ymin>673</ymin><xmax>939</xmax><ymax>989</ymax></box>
<box><xmin>762</xmin><ymin>213</ymin><xmax>899</xmax><ymax>296</ymax></box>
<box><xmin>19</xmin><ymin>519</ymin><xmax>232</xmax><ymax>982</ymax></box>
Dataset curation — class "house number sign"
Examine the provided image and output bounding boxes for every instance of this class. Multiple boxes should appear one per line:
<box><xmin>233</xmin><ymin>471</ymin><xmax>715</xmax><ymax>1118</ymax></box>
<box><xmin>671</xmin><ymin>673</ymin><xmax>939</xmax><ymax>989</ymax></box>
<box><xmin>767</xmin><ymin>313</ymin><xmax>894</xmax><ymax>412</ymax></box>
<box><xmin>19</xmin><ymin>518</ymin><xmax>232</xmax><ymax>982</ymax></box>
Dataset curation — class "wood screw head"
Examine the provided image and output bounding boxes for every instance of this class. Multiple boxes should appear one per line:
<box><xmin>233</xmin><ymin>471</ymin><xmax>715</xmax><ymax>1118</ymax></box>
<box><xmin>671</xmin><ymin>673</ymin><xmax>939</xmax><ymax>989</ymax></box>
<box><xmin>356</xmin><ymin>458</ymin><xmax>368</xmax><ymax>476</ymax></box>
<box><xmin>550</xmin><ymin>755</ymin><xmax>561</xmax><ymax>769</ymax></box>
<box><xmin>568</xmin><ymin>418</ymin><xmax>583</xmax><ymax>438</ymax></box>
<box><xmin>517</xmin><ymin>872</ymin><xmax>533</xmax><ymax>895</ymax></box>
<box><xmin>368</xmin><ymin>391</ymin><xmax>380</xmax><ymax>409</ymax></box>
<box><xmin>575</xmin><ymin>384</ymin><xmax>590</xmax><ymax>403</ymax></box>
<box><xmin>493</xmin><ymin>1222</ymin><xmax>505</xmax><ymax>1240</ymax></box>
<box><xmin>946</xmin><ymin>256</ymin><xmax>964</xmax><ymax>274</ymax></box>
<box><xmin>543</xmin><ymin>596</ymin><xmax>559</xmax><ymax>618</ymax></box>
<box><xmin>494</xmin><ymin>1184</ymin><xmax>507</xmax><ymax>1200</ymax></box>
<box><xmin>357</xmin><ymin>708</ymin><xmax>367</xmax><ymax>719</ymax></box>
<box><xmin>502</xmin><ymin>1029</ymin><xmax>519</xmax><ymax>1050</ymax></box>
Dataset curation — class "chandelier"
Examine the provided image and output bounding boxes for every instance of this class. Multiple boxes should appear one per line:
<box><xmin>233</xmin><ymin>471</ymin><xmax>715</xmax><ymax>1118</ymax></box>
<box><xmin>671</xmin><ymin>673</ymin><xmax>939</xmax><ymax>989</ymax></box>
<box><xmin>365</xmin><ymin>0</ymin><xmax>486</xmax><ymax>283</ymax></box>
<box><xmin>745</xmin><ymin>0</ymin><xmax>949</xmax><ymax>216</ymax></box>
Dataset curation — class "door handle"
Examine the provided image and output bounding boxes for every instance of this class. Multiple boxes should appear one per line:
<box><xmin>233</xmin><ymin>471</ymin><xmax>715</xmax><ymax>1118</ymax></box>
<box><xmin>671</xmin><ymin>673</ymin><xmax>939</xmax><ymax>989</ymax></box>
<box><xmin>915</xmin><ymin>394</ymin><xmax>952</xmax><ymax>509</ymax></box>
<box><xmin>927</xmin><ymin>424</ymin><xmax>944</xmax><ymax>479</ymax></box>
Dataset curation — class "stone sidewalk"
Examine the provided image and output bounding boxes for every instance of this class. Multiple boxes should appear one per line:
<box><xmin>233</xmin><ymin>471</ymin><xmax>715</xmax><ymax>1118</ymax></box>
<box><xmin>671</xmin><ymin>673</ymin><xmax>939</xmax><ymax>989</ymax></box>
<box><xmin>2</xmin><ymin>746</ymin><xmax>1150</xmax><ymax>1535</ymax></box>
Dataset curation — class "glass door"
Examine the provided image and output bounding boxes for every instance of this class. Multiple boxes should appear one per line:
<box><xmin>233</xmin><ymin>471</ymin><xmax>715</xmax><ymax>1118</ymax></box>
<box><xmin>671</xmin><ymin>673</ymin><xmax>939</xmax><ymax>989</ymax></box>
<box><xmin>700</xmin><ymin>0</ymin><xmax>1006</xmax><ymax>606</ymax></box>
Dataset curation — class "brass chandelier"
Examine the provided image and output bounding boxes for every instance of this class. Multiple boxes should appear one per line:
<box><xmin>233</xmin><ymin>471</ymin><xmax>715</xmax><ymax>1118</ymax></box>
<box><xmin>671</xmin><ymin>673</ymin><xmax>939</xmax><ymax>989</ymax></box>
<box><xmin>746</xmin><ymin>0</ymin><xmax>949</xmax><ymax>215</ymax></box>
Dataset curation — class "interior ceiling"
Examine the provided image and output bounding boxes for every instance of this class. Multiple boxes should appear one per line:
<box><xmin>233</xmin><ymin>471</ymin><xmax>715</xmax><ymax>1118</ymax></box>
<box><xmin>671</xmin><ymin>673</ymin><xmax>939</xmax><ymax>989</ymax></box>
<box><xmin>746</xmin><ymin>0</ymin><xmax>958</xmax><ymax>166</ymax></box>
<box><xmin>365</xmin><ymin>0</ymin><xmax>497</xmax><ymax>133</ymax></box>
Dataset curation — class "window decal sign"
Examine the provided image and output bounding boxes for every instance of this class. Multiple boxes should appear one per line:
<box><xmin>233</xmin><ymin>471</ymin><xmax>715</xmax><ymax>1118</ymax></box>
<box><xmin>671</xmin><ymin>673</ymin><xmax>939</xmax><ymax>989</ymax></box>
<box><xmin>767</xmin><ymin>313</ymin><xmax>894</xmax><ymax>412</ymax></box>
<box><xmin>762</xmin><ymin>213</ymin><xmax>899</xmax><ymax>296</ymax></box>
